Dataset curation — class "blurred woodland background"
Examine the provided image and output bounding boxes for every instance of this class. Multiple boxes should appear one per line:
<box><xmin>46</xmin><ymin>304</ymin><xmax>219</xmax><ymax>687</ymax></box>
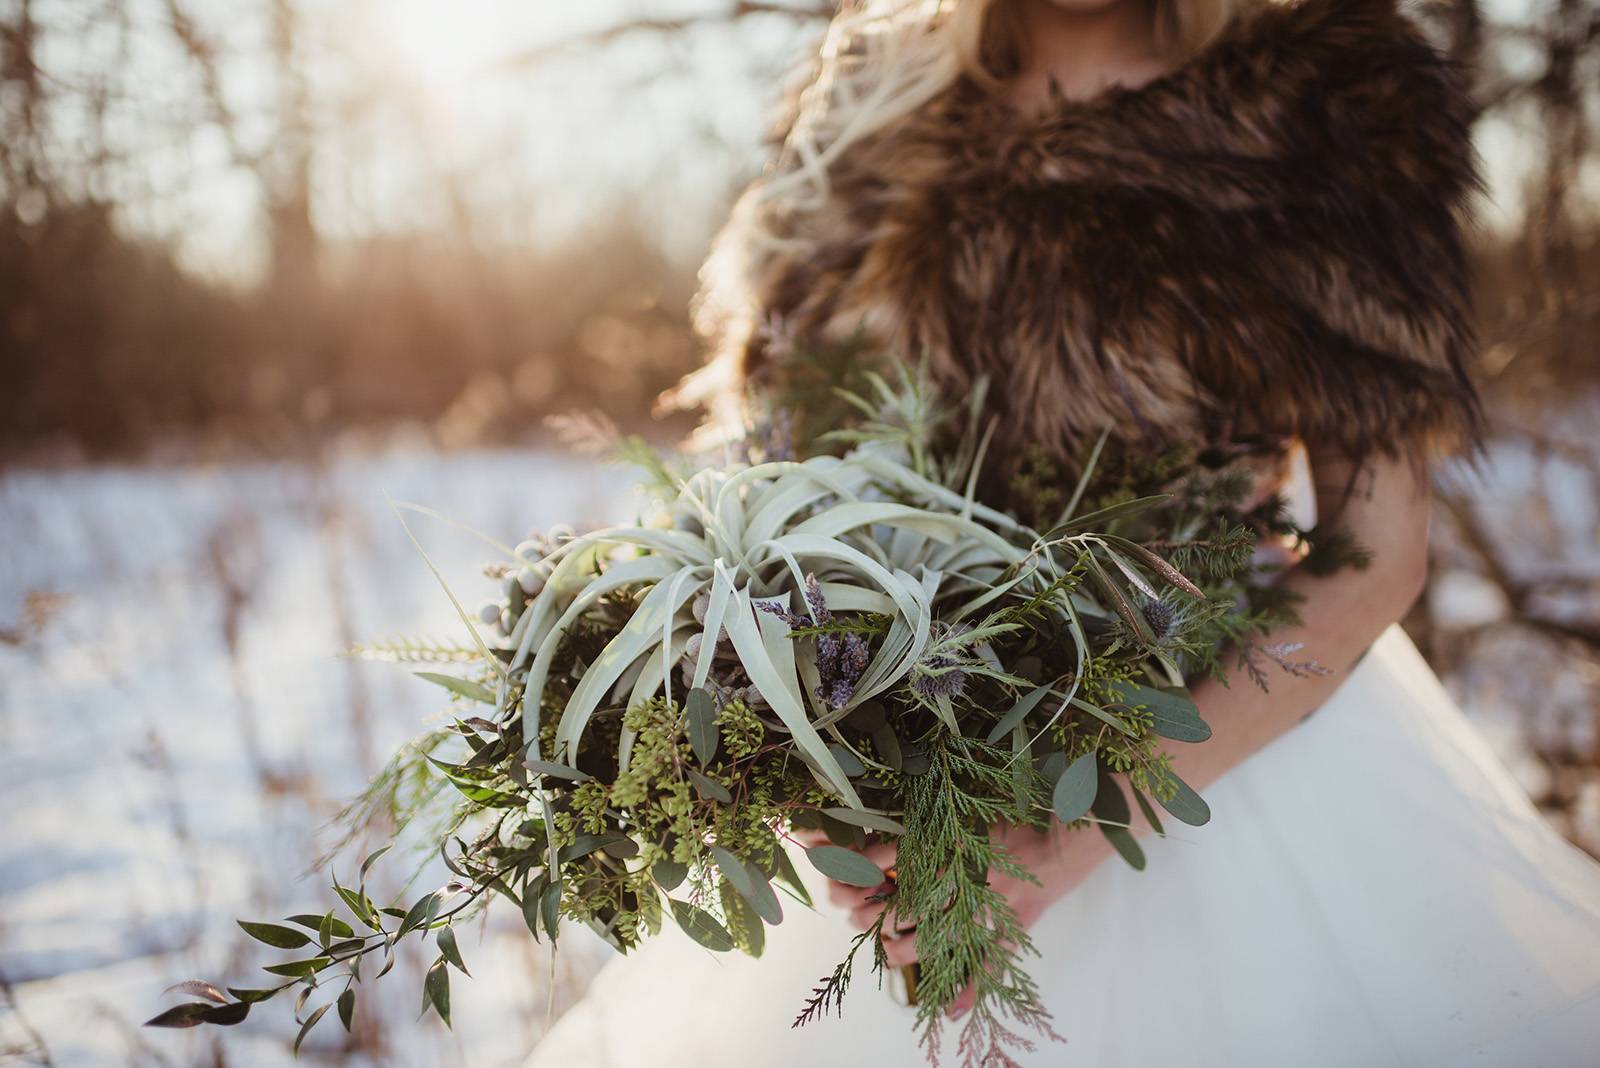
<box><xmin>1</xmin><ymin>1</ymin><xmax>1597</xmax><ymax>1065</ymax></box>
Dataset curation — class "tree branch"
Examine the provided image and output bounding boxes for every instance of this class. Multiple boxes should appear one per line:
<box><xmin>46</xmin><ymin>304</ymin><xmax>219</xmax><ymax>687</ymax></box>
<box><xmin>495</xmin><ymin>2</ymin><xmax>834</xmax><ymax>72</ymax></box>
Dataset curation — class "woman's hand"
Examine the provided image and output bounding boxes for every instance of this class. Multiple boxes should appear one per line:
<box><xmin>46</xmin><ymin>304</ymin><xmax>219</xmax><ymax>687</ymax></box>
<box><xmin>817</xmin><ymin>822</ymin><xmax>1114</xmax><ymax>1015</ymax></box>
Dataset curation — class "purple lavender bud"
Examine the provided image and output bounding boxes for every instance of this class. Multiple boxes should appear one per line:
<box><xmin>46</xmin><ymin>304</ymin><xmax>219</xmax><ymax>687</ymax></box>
<box><xmin>841</xmin><ymin>633</ymin><xmax>869</xmax><ymax>677</ymax></box>
<box><xmin>756</xmin><ymin>598</ymin><xmax>806</xmax><ymax>628</ymax></box>
<box><xmin>803</xmin><ymin>573</ymin><xmax>830</xmax><ymax>623</ymax></box>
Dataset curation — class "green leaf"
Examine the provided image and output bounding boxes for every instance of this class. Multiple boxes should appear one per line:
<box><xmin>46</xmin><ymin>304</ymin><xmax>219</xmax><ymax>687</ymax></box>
<box><xmin>1154</xmin><ymin>768</ymin><xmax>1212</xmax><ymax>827</ymax></box>
<box><xmin>143</xmin><ymin>1001</ymin><xmax>251</xmax><ymax>1028</ymax></box>
<box><xmin>770</xmin><ymin>848</ymin><xmax>814</xmax><ymax>908</ymax></box>
<box><xmin>540</xmin><ymin>881</ymin><xmax>561</xmax><ymax>942</ymax></box>
<box><xmin>686</xmin><ymin>769</ymin><xmax>732</xmax><ymax>803</ymax></box>
<box><xmin>559</xmin><ymin>834</ymin><xmax>631</xmax><ymax>864</ymax></box>
<box><xmin>415</xmin><ymin>671</ymin><xmax>496</xmax><ymax>704</ymax></box>
<box><xmin>1051</xmin><ymin>751</ymin><xmax>1099</xmax><ymax>824</ymax></box>
<box><xmin>686</xmin><ymin>688</ymin><xmax>718</xmax><ymax>764</ymax></box>
<box><xmin>521</xmin><ymin>877</ymin><xmax>543</xmax><ymax>940</ymax></box>
<box><xmin>669</xmin><ymin>899</ymin><xmax>735</xmax><ymax>952</ymax></box>
<box><xmin>143</xmin><ymin>1003</ymin><xmax>214</xmax><ymax>1029</ymax></box>
<box><xmin>871</xmin><ymin>724</ymin><xmax>903</xmax><ymax>771</ymax></box>
<box><xmin>294</xmin><ymin>1003</ymin><xmax>329</xmax><ymax>1055</ymax></box>
<box><xmin>984</xmin><ymin>683</ymin><xmax>1053</xmax><ymax>744</ymax></box>
<box><xmin>287</xmin><ymin>914</ymin><xmax>354</xmax><ymax>939</ymax></box>
<box><xmin>719</xmin><ymin>879</ymin><xmax>766</xmax><ymax>958</ymax></box>
<box><xmin>262</xmin><ymin>957</ymin><xmax>331</xmax><ymax>978</ymax></box>
<box><xmin>652</xmin><ymin>859</ymin><xmax>688</xmax><ymax>891</ymax></box>
<box><xmin>226</xmin><ymin>987</ymin><xmax>287</xmax><ymax>1004</ymax></box>
<box><xmin>333</xmin><ymin>880</ymin><xmax>379</xmax><ymax>930</ymax></box>
<box><xmin>819</xmin><ymin>811</ymin><xmax>867</xmax><ymax>849</ymax></box>
<box><xmin>1090</xmin><ymin>772</ymin><xmax>1146</xmax><ymax>871</ymax></box>
<box><xmin>237</xmin><ymin>921</ymin><xmax>311</xmax><ymax>950</ymax></box>
<box><xmin>826</xmin><ymin>743</ymin><xmax>866</xmax><ymax>778</ymax></box>
<box><xmin>423</xmin><ymin>956</ymin><xmax>451</xmax><ymax>1028</ymax></box>
<box><xmin>1108</xmin><ymin>681</ymin><xmax>1212</xmax><ymax>742</ymax></box>
<box><xmin>358</xmin><ymin>845</ymin><xmax>393</xmax><ymax>881</ymax></box>
<box><xmin>1132</xmin><ymin>786</ymin><xmax>1166</xmax><ymax>837</ymax></box>
<box><xmin>804</xmin><ymin>845</ymin><xmax>885</xmax><ymax>888</ymax></box>
<box><xmin>522</xmin><ymin>758</ymin><xmax>591</xmax><ymax>782</ymax></box>
<box><xmin>820</xmin><ymin>806</ymin><xmax>908</xmax><ymax>836</ymax></box>
<box><xmin>711</xmin><ymin>846</ymin><xmax>783</xmax><ymax>926</ymax></box>
<box><xmin>437</xmin><ymin>925</ymin><xmax>470</xmax><ymax>975</ymax></box>
<box><xmin>337</xmin><ymin>988</ymin><xmax>355</xmax><ymax>1032</ymax></box>
<box><xmin>396</xmin><ymin>892</ymin><xmax>440</xmax><ymax>938</ymax></box>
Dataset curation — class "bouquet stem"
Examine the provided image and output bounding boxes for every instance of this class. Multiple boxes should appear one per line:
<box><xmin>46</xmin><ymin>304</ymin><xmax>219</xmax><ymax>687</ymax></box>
<box><xmin>901</xmin><ymin>963</ymin><xmax>921</xmax><ymax>1005</ymax></box>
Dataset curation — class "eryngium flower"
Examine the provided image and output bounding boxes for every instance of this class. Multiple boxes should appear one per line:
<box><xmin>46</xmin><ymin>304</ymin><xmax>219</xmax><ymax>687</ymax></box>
<box><xmin>910</xmin><ymin>653</ymin><xmax>967</xmax><ymax>702</ymax></box>
<box><xmin>1140</xmin><ymin>596</ymin><xmax>1178</xmax><ymax>641</ymax></box>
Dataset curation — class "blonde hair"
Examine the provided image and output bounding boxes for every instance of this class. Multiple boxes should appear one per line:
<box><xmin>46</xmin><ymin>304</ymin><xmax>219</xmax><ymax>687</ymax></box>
<box><xmin>675</xmin><ymin>0</ymin><xmax>1263</xmax><ymax>425</ymax></box>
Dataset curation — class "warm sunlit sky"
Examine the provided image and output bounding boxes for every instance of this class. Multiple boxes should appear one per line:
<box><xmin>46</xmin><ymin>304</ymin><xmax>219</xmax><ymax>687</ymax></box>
<box><xmin>35</xmin><ymin>0</ymin><xmax>1585</xmax><ymax>283</ymax></box>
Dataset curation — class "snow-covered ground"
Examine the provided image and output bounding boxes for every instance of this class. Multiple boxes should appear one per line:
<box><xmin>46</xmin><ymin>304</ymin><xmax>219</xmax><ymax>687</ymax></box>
<box><xmin>0</xmin><ymin>439</ymin><xmax>1594</xmax><ymax>1066</ymax></box>
<box><xmin>0</xmin><ymin>445</ymin><xmax>639</xmax><ymax>1067</ymax></box>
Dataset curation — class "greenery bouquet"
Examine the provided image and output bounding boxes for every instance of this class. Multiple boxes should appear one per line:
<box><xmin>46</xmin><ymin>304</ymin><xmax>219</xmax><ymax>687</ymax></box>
<box><xmin>149</xmin><ymin>359</ymin><xmax>1324</xmax><ymax>1065</ymax></box>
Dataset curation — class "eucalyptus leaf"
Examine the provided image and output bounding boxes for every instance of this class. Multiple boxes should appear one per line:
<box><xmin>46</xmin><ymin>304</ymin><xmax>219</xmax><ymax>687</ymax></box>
<box><xmin>711</xmin><ymin>846</ymin><xmax>783</xmax><ymax>926</ymax></box>
<box><xmin>523</xmin><ymin>758</ymin><xmax>591</xmax><ymax>782</ymax></box>
<box><xmin>871</xmin><ymin>724</ymin><xmax>903</xmax><ymax>771</ymax></box>
<box><xmin>652</xmin><ymin>859</ymin><xmax>688</xmax><ymax>892</ymax></box>
<box><xmin>1050</xmin><ymin>751</ymin><xmax>1099</xmax><ymax>824</ymax></box>
<box><xmin>1154</xmin><ymin>768</ymin><xmax>1212</xmax><ymax>827</ymax></box>
<box><xmin>984</xmin><ymin>683</ymin><xmax>1052</xmax><ymax>744</ymax></box>
<box><xmin>669</xmin><ymin>899</ymin><xmax>735</xmax><ymax>952</ymax></box>
<box><xmin>686</xmin><ymin>688</ymin><xmax>718</xmax><ymax>764</ymax></box>
<box><xmin>805</xmin><ymin>845</ymin><xmax>885</xmax><ymax>888</ymax></box>
<box><xmin>821</xmin><ymin>806</ymin><xmax>908</xmax><ymax>836</ymax></box>
<box><xmin>1090</xmin><ymin>771</ymin><xmax>1146</xmax><ymax>871</ymax></box>
<box><xmin>540</xmin><ymin>881</ymin><xmax>561</xmax><ymax>942</ymax></box>
<box><xmin>771</xmin><ymin>848</ymin><xmax>814</xmax><ymax>908</ymax></box>
<box><xmin>1132</xmin><ymin>786</ymin><xmax>1166</xmax><ymax>837</ymax></box>
<box><xmin>687</xmin><ymin>769</ymin><xmax>733</xmax><ymax>803</ymax></box>
<box><xmin>719</xmin><ymin>879</ymin><xmax>766</xmax><ymax>958</ymax></box>
<box><xmin>1107</xmin><ymin>681</ymin><xmax>1212</xmax><ymax>742</ymax></box>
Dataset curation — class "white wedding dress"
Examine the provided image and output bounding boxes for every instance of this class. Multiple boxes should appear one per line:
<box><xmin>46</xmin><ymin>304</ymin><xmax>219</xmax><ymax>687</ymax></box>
<box><xmin>527</xmin><ymin>624</ymin><xmax>1600</xmax><ymax>1067</ymax></box>
<box><xmin>526</xmin><ymin>466</ymin><xmax>1600</xmax><ymax>1067</ymax></box>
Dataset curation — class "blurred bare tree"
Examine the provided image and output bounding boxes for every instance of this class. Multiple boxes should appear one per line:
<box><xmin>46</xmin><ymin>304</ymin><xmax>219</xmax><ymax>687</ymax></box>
<box><xmin>1</xmin><ymin>0</ymin><xmax>1597</xmax><ymax>845</ymax></box>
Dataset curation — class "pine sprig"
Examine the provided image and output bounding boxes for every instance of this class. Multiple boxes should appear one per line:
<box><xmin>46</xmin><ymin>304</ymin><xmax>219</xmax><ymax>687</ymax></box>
<box><xmin>893</xmin><ymin>731</ymin><xmax>1061</xmax><ymax>1067</ymax></box>
<box><xmin>792</xmin><ymin>910</ymin><xmax>890</xmax><ymax>1028</ymax></box>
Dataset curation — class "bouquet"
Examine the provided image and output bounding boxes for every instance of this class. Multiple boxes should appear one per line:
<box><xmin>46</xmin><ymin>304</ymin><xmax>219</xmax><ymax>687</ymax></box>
<box><xmin>148</xmin><ymin>358</ymin><xmax>1333</xmax><ymax>1064</ymax></box>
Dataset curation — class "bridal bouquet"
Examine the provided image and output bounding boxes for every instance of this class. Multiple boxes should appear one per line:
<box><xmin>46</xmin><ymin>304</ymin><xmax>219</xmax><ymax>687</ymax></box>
<box><xmin>149</xmin><ymin>359</ymin><xmax>1326</xmax><ymax>1064</ymax></box>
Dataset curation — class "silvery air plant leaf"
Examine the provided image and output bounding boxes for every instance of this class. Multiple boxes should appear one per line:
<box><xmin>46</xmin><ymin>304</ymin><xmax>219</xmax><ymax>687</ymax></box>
<box><xmin>153</xmin><ymin>355</ymin><xmax>1306</xmax><ymax>1068</ymax></box>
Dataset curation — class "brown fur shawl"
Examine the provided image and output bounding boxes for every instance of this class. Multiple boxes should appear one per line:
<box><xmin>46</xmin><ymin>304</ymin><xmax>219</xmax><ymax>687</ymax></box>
<box><xmin>703</xmin><ymin>0</ymin><xmax>1487</xmax><ymax>474</ymax></box>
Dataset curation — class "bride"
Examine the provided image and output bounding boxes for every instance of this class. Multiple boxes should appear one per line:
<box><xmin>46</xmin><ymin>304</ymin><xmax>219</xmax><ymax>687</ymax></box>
<box><xmin>529</xmin><ymin>0</ymin><xmax>1600</xmax><ymax>1064</ymax></box>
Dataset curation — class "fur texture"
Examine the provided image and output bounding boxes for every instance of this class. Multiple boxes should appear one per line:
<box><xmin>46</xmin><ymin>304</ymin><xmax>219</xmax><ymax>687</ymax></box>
<box><xmin>704</xmin><ymin>0</ymin><xmax>1487</xmax><ymax>473</ymax></box>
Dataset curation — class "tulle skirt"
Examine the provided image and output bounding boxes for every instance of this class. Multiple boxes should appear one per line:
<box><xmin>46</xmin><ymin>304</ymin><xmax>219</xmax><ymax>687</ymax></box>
<box><xmin>525</xmin><ymin>625</ymin><xmax>1600</xmax><ymax>1067</ymax></box>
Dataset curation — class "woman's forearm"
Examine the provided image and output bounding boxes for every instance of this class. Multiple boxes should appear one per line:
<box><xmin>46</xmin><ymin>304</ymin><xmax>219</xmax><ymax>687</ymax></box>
<box><xmin>1149</xmin><ymin>450</ymin><xmax>1434</xmax><ymax>800</ymax></box>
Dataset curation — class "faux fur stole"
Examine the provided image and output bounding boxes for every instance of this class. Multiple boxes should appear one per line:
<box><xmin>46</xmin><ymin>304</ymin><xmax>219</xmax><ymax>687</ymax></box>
<box><xmin>721</xmin><ymin>0</ymin><xmax>1487</xmax><ymax>474</ymax></box>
